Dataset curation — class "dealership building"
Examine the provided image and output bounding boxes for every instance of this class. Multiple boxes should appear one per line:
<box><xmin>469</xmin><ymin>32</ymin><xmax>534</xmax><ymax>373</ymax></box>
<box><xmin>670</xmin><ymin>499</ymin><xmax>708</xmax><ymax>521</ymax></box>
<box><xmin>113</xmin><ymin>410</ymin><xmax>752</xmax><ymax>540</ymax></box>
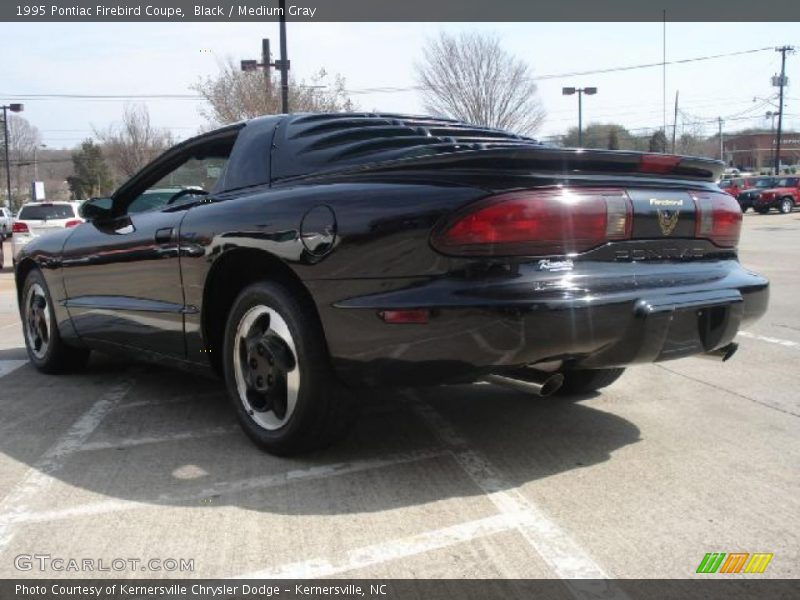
<box><xmin>724</xmin><ymin>131</ymin><xmax>800</xmax><ymax>170</ymax></box>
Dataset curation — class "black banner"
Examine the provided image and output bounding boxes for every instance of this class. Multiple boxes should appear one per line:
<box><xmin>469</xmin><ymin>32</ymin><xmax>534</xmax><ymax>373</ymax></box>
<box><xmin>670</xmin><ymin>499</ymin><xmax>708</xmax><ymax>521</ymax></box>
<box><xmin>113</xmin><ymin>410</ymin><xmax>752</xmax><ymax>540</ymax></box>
<box><xmin>2</xmin><ymin>579</ymin><xmax>799</xmax><ymax>600</ymax></box>
<box><xmin>3</xmin><ymin>0</ymin><xmax>800</xmax><ymax>22</ymax></box>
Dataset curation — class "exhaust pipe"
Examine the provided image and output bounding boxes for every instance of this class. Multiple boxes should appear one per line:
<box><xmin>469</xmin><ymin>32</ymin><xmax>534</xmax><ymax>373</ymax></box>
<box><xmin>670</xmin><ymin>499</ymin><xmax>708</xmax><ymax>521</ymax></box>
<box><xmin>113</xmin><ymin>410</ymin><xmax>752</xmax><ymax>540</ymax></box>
<box><xmin>483</xmin><ymin>369</ymin><xmax>565</xmax><ymax>397</ymax></box>
<box><xmin>698</xmin><ymin>342</ymin><xmax>739</xmax><ymax>362</ymax></box>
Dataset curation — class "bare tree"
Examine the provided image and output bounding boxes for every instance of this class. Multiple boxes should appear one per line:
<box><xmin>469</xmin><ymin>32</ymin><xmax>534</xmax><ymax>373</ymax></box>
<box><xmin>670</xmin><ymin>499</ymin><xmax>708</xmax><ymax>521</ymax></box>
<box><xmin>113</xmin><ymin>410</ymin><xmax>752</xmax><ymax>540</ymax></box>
<box><xmin>94</xmin><ymin>104</ymin><xmax>174</xmax><ymax>179</ymax></box>
<box><xmin>192</xmin><ymin>60</ymin><xmax>355</xmax><ymax>126</ymax></box>
<box><xmin>1</xmin><ymin>115</ymin><xmax>42</xmax><ymax>207</ymax></box>
<box><xmin>415</xmin><ymin>32</ymin><xmax>546</xmax><ymax>136</ymax></box>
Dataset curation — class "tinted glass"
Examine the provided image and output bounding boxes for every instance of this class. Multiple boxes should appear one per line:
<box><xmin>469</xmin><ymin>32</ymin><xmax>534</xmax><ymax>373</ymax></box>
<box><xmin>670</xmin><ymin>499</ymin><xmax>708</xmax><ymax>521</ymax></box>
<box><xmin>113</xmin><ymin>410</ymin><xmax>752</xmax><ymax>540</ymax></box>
<box><xmin>18</xmin><ymin>204</ymin><xmax>75</xmax><ymax>220</ymax></box>
<box><xmin>125</xmin><ymin>156</ymin><xmax>229</xmax><ymax>215</ymax></box>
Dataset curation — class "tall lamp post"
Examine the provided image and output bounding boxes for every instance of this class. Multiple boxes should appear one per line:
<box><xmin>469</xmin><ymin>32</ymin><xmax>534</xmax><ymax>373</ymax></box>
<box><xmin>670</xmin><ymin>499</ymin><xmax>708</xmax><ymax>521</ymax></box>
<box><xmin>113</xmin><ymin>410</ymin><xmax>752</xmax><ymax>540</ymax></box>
<box><xmin>1</xmin><ymin>103</ymin><xmax>24</xmax><ymax>208</ymax></box>
<box><xmin>562</xmin><ymin>87</ymin><xmax>597</xmax><ymax>147</ymax></box>
<box><xmin>766</xmin><ymin>111</ymin><xmax>778</xmax><ymax>172</ymax></box>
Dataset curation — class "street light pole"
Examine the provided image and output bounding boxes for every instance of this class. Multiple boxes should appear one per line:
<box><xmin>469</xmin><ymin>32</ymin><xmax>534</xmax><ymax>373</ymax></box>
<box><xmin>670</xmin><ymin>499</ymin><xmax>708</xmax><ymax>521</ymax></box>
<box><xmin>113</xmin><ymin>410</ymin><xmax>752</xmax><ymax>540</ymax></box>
<box><xmin>1</xmin><ymin>103</ymin><xmax>24</xmax><ymax>208</ymax></box>
<box><xmin>562</xmin><ymin>87</ymin><xmax>597</xmax><ymax>147</ymax></box>
<box><xmin>278</xmin><ymin>0</ymin><xmax>289</xmax><ymax>114</ymax></box>
<box><xmin>766</xmin><ymin>111</ymin><xmax>777</xmax><ymax>172</ymax></box>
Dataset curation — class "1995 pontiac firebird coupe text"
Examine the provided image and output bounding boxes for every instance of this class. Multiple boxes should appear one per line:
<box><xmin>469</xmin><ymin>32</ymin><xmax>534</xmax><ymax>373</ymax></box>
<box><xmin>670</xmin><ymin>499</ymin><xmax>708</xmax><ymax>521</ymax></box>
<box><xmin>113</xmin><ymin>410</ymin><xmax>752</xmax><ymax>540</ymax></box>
<box><xmin>14</xmin><ymin>113</ymin><xmax>768</xmax><ymax>454</ymax></box>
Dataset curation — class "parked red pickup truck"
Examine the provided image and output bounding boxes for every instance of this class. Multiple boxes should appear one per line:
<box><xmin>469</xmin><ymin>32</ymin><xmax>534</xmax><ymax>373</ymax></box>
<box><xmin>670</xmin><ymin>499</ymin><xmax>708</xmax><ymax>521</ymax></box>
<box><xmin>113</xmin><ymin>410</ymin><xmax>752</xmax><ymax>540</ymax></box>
<box><xmin>752</xmin><ymin>176</ymin><xmax>800</xmax><ymax>214</ymax></box>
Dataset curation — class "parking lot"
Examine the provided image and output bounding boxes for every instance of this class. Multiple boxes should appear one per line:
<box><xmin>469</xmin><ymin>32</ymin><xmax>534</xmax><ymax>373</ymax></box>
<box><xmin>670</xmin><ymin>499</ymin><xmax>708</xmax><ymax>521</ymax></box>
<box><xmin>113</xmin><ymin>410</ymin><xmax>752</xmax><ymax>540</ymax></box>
<box><xmin>0</xmin><ymin>211</ymin><xmax>797</xmax><ymax>582</ymax></box>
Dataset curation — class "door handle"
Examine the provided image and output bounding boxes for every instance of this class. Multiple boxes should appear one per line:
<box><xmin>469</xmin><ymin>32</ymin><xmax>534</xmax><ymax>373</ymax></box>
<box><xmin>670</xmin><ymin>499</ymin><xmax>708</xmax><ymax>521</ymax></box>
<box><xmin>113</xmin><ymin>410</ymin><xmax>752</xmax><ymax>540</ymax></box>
<box><xmin>154</xmin><ymin>227</ymin><xmax>174</xmax><ymax>243</ymax></box>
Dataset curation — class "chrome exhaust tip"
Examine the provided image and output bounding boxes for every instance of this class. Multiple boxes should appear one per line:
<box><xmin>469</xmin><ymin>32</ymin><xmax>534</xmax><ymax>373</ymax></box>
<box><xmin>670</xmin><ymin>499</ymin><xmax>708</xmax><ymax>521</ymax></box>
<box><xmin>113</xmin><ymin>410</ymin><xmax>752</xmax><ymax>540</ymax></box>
<box><xmin>699</xmin><ymin>342</ymin><xmax>739</xmax><ymax>362</ymax></box>
<box><xmin>483</xmin><ymin>370</ymin><xmax>565</xmax><ymax>397</ymax></box>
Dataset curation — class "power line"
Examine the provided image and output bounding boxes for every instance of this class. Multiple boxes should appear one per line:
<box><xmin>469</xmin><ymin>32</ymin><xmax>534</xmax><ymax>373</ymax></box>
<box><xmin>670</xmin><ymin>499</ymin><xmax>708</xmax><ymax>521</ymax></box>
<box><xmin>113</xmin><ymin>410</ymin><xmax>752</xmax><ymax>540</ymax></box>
<box><xmin>0</xmin><ymin>45</ymin><xmax>778</xmax><ymax>101</ymax></box>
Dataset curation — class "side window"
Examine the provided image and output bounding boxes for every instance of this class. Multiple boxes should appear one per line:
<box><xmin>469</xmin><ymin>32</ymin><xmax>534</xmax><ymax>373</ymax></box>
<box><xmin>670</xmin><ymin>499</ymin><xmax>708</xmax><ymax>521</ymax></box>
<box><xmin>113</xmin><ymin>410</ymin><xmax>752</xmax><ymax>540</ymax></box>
<box><xmin>126</xmin><ymin>156</ymin><xmax>230</xmax><ymax>215</ymax></box>
<box><xmin>119</xmin><ymin>132</ymin><xmax>239</xmax><ymax>217</ymax></box>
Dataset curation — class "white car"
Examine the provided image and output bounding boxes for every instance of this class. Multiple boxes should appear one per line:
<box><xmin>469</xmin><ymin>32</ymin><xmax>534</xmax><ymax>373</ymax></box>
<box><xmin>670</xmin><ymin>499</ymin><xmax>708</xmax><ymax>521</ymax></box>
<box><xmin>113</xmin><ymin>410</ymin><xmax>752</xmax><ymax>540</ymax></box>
<box><xmin>12</xmin><ymin>201</ymin><xmax>83</xmax><ymax>261</ymax></box>
<box><xmin>0</xmin><ymin>206</ymin><xmax>12</xmax><ymax>240</ymax></box>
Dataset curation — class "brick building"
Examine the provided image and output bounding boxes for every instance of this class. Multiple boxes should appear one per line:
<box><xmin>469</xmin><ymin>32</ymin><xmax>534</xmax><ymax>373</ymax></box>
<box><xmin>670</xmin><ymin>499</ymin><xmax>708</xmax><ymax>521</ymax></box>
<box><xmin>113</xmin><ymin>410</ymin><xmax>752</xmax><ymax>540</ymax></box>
<box><xmin>724</xmin><ymin>131</ymin><xmax>800</xmax><ymax>171</ymax></box>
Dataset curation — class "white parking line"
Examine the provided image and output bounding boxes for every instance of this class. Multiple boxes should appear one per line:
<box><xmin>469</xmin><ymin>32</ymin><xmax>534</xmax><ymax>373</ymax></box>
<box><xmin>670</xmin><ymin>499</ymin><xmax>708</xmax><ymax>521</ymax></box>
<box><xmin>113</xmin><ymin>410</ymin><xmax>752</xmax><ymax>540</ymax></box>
<box><xmin>5</xmin><ymin>448</ymin><xmax>447</xmax><ymax>526</ymax></box>
<box><xmin>234</xmin><ymin>512</ymin><xmax>526</xmax><ymax>579</ymax></box>
<box><xmin>0</xmin><ymin>360</ymin><xmax>26</xmax><ymax>378</ymax></box>
<box><xmin>739</xmin><ymin>330</ymin><xmax>800</xmax><ymax>350</ymax></box>
<box><xmin>230</xmin><ymin>391</ymin><xmax>625</xmax><ymax>595</ymax></box>
<box><xmin>406</xmin><ymin>392</ymin><xmax>611</xmax><ymax>580</ymax></box>
<box><xmin>0</xmin><ymin>378</ymin><xmax>134</xmax><ymax>552</ymax></box>
<box><xmin>76</xmin><ymin>425</ymin><xmax>239</xmax><ymax>452</ymax></box>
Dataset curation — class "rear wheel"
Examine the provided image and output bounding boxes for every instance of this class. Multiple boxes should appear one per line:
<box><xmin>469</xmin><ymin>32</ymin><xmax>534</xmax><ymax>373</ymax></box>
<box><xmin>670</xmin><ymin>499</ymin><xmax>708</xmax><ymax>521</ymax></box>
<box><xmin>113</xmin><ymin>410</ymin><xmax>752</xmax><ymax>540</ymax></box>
<box><xmin>21</xmin><ymin>269</ymin><xmax>90</xmax><ymax>373</ymax></box>
<box><xmin>779</xmin><ymin>197</ymin><xmax>794</xmax><ymax>214</ymax></box>
<box><xmin>556</xmin><ymin>368</ymin><xmax>625</xmax><ymax>396</ymax></box>
<box><xmin>222</xmin><ymin>281</ymin><xmax>354</xmax><ymax>455</ymax></box>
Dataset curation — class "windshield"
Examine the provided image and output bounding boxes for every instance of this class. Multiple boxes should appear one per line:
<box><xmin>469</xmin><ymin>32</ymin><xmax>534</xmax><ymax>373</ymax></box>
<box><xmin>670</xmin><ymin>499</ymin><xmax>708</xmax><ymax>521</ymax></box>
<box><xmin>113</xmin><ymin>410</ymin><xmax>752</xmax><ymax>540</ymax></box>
<box><xmin>18</xmin><ymin>204</ymin><xmax>76</xmax><ymax>220</ymax></box>
<box><xmin>719</xmin><ymin>180</ymin><xmax>733</xmax><ymax>188</ymax></box>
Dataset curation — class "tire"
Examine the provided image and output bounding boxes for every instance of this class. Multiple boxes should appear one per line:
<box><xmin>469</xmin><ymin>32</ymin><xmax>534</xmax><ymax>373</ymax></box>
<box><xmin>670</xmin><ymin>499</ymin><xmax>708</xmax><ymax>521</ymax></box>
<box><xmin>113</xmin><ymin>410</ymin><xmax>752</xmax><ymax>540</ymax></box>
<box><xmin>557</xmin><ymin>368</ymin><xmax>625</xmax><ymax>396</ymax></box>
<box><xmin>222</xmin><ymin>281</ymin><xmax>354</xmax><ymax>455</ymax></box>
<box><xmin>779</xmin><ymin>197</ymin><xmax>794</xmax><ymax>214</ymax></box>
<box><xmin>21</xmin><ymin>269</ymin><xmax>90</xmax><ymax>373</ymax></box>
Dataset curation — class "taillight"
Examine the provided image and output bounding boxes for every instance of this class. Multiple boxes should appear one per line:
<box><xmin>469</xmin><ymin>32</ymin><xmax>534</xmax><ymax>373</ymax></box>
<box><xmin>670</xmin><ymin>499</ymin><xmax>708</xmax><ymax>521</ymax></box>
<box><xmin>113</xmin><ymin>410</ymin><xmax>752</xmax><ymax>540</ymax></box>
<box><xmin>639</xmin><ymin>154</ymin><xmax>681</xmax><ymax>174</ymax></box>
<box><xmin>64</xmin><ymin>219</ymin><xmax>82</xmax><ymax>228</ymax></box>
<box><xmin>693</xmin><ymin>191</ymin><xmax>742</xmax><ymax>248</ymax></box>
<box><xmin>431</xmin><ymin>188</ymin><xmax>632</xmax><ymax>257</ymax></box>
<box><xmin>12</xmin><ymin>222</ymin><xmax>29</xmax><ymax>234</ymax></box>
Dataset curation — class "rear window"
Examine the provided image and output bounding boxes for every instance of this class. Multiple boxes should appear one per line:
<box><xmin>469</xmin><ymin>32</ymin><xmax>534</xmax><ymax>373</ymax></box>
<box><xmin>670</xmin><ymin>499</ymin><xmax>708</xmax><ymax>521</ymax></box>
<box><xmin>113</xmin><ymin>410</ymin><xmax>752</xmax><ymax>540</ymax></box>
<box><xmin>18</xmin><ymin>204</ymin><xmax>75</xmax><ymax>220</ymax></box>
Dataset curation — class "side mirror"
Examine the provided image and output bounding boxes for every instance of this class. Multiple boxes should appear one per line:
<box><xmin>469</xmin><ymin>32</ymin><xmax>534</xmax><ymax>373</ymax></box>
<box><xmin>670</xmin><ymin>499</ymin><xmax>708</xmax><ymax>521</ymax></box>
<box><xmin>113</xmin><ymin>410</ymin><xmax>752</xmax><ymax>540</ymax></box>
<box><xmin>79</xmin><ymin>197</ymin><xmax>113</xmax><ymax>221</ymax></box>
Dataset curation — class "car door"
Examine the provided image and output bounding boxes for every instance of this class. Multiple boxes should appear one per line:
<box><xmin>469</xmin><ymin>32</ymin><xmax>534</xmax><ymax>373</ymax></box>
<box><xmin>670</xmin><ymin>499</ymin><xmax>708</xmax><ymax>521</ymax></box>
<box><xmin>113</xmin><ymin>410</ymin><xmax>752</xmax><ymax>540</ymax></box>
<box><xmin>61</xmin><ymin>130</ymin><xmax>239</xmax><ymax>357</ymax></box>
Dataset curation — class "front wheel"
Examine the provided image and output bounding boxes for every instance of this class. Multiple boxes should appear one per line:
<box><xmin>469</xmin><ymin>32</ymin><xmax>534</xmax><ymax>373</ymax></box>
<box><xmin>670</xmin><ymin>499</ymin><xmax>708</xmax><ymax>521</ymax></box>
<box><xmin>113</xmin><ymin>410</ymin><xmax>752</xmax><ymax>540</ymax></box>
<box><xmin>21</xmin><ymin>269</ymin><xmax>90</xmax><ymax>373</ymax></box>
<box><xmin>222</xmin><ymin>281</ymin><xmax>354</xmax><ymax>455</ymax></box>
<box><xmin>556</xmin><ymin>368</ymin><xmax>625</xmax><ymax>396</ymax></box>
<box><xmin>779</xmin><ymin>197</ymin><xmax>794</xmax><ymax>214</ymax></box>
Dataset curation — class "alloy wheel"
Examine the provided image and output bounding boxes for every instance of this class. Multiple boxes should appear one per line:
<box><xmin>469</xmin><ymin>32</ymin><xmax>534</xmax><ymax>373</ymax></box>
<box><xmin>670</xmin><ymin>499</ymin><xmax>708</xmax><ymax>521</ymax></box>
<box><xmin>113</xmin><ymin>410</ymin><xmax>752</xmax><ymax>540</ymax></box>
<box><xmin>233</xmin><ymin>305</ymin><xmax>300</xmax><ymax>430</ymax></box>
<box><xmin>24</xmin><ymin>283</ymin><xmax>51</xmax><ymax>360</ymax></box>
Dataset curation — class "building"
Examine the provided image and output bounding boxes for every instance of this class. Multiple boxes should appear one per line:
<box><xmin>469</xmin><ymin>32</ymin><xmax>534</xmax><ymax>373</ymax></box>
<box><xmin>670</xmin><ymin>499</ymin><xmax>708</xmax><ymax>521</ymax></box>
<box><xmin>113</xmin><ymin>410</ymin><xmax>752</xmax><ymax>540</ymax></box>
<box><xmin>723</xmin><ymin>131</ymin><xmax>800</xmax><ymax>171</ymax></box>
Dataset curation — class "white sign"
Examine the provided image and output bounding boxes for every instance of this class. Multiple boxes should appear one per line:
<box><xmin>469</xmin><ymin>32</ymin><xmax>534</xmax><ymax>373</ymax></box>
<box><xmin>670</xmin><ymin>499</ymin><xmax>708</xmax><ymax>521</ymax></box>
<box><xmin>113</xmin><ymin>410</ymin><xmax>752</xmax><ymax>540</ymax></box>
<box><xmin>31</xmin><ymin>181</ymin><xmax>45</xmax><ymax>201</ymax></box>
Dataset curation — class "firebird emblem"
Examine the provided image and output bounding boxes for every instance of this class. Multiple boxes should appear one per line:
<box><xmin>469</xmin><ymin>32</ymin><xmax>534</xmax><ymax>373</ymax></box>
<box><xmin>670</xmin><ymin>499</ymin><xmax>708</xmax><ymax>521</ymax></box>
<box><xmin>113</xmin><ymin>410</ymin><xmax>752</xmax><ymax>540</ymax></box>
<box><xmin>657</xmin><ymin>209</ymin><xmax>680</xmax><ymax>236</ymax></box>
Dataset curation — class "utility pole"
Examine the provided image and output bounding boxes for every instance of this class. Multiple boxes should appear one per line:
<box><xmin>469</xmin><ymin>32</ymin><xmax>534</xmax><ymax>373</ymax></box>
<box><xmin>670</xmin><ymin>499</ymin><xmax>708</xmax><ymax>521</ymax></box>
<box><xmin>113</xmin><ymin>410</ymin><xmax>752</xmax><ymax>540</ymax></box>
<box><xmin>241</xmin><ymin>33</ymin><xmax>290</xmax><ymax>114</ymax></box>
<box><xmin>1</xmin><ymin>103</ymin><xmax>24</xmax><ymax>208</ymax></box>
<box><xmin>718</xmin><ymin>117</ymin><xmax>724</xmax><ymax>163</ymax></box>
<box><xmin>671</xmin><ymin>90</ymin><xmax>679</xmax><ymax>153</ymax></box>
<box><xmin>773</xmin><ymin>45</ymin><xmax>795</xmax><ymax>175</ymax></box>
<box><xmin>278</xmin><ymin>0</ymin><xmax>289</xmax><ymax>114</ymax></box>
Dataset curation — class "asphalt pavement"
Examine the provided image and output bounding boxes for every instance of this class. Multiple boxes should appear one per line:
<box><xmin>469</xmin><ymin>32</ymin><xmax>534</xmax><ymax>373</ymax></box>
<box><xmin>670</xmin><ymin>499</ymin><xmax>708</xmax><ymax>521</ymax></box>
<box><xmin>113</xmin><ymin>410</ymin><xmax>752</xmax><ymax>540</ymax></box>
<box><xmin>0</xmin><ymin>211</ymin><xmax>797</xmax><ymax>582</ymax></box>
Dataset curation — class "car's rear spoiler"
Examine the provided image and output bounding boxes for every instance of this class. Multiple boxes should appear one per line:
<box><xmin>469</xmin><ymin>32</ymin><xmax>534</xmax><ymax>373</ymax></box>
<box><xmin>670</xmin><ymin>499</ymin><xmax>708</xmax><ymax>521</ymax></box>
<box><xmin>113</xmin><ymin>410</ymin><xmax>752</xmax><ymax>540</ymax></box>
<box><xmin>282</xmin><ymin>146</ymin><xmax>725</xmax><ymax>184</ymax></box>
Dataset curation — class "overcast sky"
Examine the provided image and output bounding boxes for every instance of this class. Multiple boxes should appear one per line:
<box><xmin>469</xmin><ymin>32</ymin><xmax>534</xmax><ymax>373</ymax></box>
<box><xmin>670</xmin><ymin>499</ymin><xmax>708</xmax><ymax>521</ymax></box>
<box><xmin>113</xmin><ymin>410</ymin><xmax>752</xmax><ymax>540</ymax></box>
<box><xmin>1</xmin><ymin>21</ymin><xmax>799</xmax><ymax>149</ymax></box>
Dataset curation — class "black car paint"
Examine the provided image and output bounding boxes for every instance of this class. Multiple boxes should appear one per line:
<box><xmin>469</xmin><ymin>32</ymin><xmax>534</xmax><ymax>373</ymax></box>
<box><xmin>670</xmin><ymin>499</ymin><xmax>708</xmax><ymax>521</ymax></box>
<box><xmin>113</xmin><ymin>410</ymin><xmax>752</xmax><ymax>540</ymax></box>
<box><xmin>15</xmin><ymin>114</ymin><xmax>769</xmax><ymax>387</ymax></box>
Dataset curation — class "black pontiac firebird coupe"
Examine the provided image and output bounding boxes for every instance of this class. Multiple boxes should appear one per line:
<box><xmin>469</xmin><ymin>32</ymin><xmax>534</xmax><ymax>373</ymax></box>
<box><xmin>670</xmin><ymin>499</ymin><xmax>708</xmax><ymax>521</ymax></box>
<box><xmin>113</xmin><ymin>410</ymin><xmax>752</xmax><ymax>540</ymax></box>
<box><xmin>15</xmin><ymin>113</ymin><xmax>768</xmax><ymax>454</ymax></box>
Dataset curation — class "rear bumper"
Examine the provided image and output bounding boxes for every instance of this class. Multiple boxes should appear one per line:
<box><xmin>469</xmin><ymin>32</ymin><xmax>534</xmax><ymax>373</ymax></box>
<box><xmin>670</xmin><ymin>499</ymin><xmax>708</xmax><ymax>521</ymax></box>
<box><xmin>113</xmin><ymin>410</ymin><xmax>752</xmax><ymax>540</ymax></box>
<box><xmin>309</xmin><ymin>259</ymin><xmax>768</xmax><ymax>386</ymax></box>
